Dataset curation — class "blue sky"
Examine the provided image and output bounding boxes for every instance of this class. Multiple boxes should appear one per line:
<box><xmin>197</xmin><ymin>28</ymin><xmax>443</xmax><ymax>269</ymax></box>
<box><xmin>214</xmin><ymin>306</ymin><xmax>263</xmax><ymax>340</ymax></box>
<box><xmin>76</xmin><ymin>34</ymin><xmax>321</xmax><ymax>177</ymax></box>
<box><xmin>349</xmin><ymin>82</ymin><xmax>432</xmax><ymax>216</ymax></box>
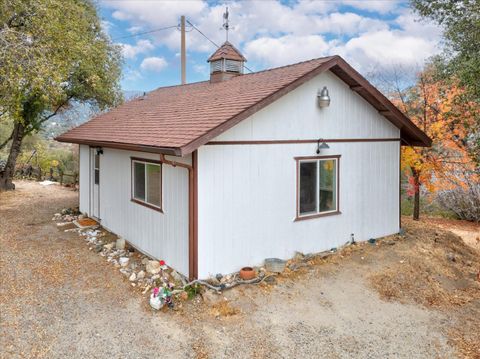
<box><xmin>98</xmin><ymin>0</ymin><xmax>442</xmax><ymax>92</ymax></box>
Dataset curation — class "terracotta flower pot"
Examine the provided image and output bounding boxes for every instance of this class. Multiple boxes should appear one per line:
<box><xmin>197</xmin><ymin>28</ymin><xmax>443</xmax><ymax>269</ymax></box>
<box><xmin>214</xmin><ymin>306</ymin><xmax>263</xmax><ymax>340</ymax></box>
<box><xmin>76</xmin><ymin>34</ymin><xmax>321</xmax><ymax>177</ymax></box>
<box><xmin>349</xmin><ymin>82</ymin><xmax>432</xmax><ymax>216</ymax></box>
<box><xmin>239</xmin><ymin>267</ymin><xmax>256</xmax><ymax>280</ymax></box>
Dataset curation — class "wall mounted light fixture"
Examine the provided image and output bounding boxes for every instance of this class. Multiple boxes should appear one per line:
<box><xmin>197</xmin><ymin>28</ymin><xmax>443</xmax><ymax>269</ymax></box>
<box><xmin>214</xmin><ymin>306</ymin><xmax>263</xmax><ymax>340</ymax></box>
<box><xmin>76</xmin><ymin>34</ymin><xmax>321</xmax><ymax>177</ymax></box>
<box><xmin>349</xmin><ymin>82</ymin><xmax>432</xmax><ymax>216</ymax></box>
<box><xmin>316</xmin><ymin>139</ymin><xmax>329</xmax><ymax>154</ymax></box>
<box><xmin>317</xmin><ymin>86</ymin><xmax>330</xmax><ymax>108</ymax></box>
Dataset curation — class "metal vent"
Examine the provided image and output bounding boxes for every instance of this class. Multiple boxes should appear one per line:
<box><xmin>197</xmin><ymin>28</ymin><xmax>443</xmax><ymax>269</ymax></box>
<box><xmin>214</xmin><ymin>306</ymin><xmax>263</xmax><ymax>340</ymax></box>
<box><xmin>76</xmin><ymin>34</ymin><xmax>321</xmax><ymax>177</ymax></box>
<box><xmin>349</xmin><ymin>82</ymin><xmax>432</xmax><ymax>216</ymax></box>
<box><xmin>210</xmin><ymin>60</ymin><xmax>223</xmax><ymax>73</ymax></box>
<box><xmin>225</xmin><ymin>59</ymin><xmax>242</xmax><ymax>73</ymax></box>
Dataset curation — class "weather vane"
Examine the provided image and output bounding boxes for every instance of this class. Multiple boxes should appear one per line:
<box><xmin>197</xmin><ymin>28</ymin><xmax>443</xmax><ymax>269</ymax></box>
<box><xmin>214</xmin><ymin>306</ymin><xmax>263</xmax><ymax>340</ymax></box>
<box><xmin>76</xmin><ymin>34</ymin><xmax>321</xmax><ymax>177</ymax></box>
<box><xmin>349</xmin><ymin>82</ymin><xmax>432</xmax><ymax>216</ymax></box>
<box><xmin>222</xmin><ymin>7</ymin><xmax>229</xmax><ymax>42</ymax></box>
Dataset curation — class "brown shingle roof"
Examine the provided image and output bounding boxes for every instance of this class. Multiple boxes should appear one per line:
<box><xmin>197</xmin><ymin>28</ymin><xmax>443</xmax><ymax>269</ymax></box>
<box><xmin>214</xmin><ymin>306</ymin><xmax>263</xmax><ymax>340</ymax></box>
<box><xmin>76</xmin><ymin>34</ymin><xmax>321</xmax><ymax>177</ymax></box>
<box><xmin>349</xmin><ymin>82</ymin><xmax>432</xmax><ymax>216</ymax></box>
<box><xmin>207</xmin><ymin>41</ymin><xmax>246</xmax><ymax>62</ymax></box>
<box><xmin>56</xmin><ymin>56</ymin><xmax>431</xmax><ymax>155</ymax></box>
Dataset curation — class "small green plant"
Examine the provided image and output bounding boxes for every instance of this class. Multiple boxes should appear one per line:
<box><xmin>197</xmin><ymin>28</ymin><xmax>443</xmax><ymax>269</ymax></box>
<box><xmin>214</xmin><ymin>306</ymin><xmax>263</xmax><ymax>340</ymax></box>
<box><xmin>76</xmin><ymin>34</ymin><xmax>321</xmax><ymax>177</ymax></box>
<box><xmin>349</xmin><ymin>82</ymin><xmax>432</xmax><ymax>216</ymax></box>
<box><xmin>184</xmin><ymin>283</ymin><xmax>200</xmax><ymax>300</ymax></box>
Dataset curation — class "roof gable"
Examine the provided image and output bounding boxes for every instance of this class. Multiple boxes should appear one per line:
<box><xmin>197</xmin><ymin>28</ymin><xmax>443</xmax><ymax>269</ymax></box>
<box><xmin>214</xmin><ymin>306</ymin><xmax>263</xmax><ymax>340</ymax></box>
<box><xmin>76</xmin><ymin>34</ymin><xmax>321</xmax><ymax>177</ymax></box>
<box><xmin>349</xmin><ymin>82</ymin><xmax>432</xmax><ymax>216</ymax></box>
<box><xmin>207</xmin><ymin>41</ymin><xmax>246</xmax><ymax>62</ymax></box>
<box><xmin>56</xmin><ymin>56</ymin><xmax>431</xmax><ymax>155</ymax></box>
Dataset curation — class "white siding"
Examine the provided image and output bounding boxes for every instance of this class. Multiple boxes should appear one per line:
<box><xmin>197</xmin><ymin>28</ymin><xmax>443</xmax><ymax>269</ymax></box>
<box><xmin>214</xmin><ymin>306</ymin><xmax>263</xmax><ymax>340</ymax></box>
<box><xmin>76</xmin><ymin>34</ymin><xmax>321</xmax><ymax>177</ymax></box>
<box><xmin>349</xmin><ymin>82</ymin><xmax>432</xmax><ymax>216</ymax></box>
<box><xmin>197</xmin><ymin>70</ymin><xmax>400</xmax><ymax>278</ymax></box>
<box><xmin>215</xmin><ymin>71</ymin><xmax>399</xmax><ymax>141</ymax></box>
<box><xmin>97</xmin><ymin>148</ymin><xmax>190</xmax><ymax>276</ymax></box>
<box><xmin>79</xmin><ymin>144</ymin><xmax>90</xmax><ymax>214</ymax></box>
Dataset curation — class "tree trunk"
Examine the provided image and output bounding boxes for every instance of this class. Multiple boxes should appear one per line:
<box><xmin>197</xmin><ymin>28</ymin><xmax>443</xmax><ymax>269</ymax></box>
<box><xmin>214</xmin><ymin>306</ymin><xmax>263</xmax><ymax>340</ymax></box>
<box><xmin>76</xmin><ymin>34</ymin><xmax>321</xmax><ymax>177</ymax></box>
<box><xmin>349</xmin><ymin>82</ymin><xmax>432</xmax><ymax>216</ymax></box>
<box><xmin>0</xmin><ymin>121</ymin><xmax>25</xmax><ymax>191</ymax></box>
<box><xmin>412</xmin><ymin>171</ymin><xmax>421</xmax><ymax>221</ymax></box>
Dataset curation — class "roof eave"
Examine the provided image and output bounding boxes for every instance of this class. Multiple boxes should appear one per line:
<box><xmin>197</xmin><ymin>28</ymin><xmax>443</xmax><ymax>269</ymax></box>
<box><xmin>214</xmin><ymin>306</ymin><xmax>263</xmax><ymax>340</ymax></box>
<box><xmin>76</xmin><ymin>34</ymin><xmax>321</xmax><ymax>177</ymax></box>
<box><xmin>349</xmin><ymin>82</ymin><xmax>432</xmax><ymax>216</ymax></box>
<box><xmin>55</xmin><ymin>136</ymin><xmax>182</xmax><ymax>156</ymax></box>
<box><xmin>179</xmin><ymin>55</ymin><xmax>431</xmax><ymax>155</ymax></box>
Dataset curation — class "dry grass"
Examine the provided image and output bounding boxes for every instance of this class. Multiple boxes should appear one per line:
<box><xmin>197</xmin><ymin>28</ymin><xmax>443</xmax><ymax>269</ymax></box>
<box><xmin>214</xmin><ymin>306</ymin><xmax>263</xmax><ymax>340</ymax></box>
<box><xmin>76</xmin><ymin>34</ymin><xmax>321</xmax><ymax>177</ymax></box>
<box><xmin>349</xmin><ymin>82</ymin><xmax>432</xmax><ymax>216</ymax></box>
<box><xmin>369</xmin><ymin>219</ymin><xmax>479</xmax><ymax>307</ymax></box>
<box><xmin>192</xmin><ymin>340</ymin><xmax>210</xmax><ymax>359</ymax></box>
<box><xmin>76</xmin><ymin>218</ymin><xmax>98</xmax><ymax>227</ymax></box>
<box><xmin>369</xmin><ymin>218</ymin><xmax>480</xmax><ymax>358</ymax></box>
<box><xmin>449</xmin><ymin>328</ymin><xmax>480</xmax><ymax>359</ymax></box>
<box><xmin>210</xmin><ymin>300</ymin><xmax>241</xmax><ymax>318</ymax></box>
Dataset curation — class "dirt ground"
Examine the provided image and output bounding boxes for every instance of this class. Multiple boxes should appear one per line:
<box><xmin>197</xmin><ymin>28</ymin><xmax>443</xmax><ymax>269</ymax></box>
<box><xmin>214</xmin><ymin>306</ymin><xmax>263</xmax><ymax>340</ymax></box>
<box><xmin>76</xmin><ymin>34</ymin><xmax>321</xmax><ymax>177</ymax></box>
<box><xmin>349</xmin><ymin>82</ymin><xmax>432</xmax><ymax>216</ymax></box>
<box><xmin>1</xmin><ymin>181</ymin><xmax>479</xmax><ymax>358</ymax></box>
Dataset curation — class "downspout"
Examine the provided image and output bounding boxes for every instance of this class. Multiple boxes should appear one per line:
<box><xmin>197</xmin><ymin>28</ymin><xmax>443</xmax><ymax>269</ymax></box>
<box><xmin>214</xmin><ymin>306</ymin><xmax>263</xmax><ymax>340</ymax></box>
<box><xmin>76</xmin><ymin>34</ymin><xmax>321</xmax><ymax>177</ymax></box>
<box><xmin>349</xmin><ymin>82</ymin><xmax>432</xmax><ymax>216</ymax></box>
<box><xmin>159</xmin><ymin>153</ymin><xmax>198</xmax><ymax>281</ymax></box>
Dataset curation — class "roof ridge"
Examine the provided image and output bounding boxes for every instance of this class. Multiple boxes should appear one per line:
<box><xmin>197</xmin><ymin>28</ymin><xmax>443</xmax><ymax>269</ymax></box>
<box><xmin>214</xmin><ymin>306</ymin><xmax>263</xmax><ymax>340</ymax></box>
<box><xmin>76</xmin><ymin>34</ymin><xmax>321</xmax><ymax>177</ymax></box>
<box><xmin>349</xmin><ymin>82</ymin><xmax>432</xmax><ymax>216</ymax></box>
<box><xmin>56</xmin><ymin>54</ymin><xmax>431</xmax><ymax>153</ymax></box>
<box><xmin>148</xmin><ymin>80</ymin><xmax>210</xmax><ymax>94</ymax></box>
<box><xmin>237</xmin><ymin>55</ymin><xmax>338</xmax><ymax>77</ymax></box>
<box><xmin>148</xmin><ymin>56</ymin><xmax>338</xmax><ymax>93</ymax></box>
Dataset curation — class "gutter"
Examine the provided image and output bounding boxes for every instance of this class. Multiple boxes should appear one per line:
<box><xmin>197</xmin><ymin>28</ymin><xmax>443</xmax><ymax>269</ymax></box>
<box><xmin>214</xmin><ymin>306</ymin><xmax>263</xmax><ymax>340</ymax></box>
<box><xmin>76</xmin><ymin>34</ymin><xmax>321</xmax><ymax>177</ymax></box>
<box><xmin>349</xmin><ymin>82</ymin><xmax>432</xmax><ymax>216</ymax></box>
<box><xmin>55</xmin><ymin>137</ymin><xmax>181</xmax><ymax>156</ymax></box>
<box><xmin>159</xmin><ymin>153</ymin><xmax>198</xmax><ymax>281</ymax></box>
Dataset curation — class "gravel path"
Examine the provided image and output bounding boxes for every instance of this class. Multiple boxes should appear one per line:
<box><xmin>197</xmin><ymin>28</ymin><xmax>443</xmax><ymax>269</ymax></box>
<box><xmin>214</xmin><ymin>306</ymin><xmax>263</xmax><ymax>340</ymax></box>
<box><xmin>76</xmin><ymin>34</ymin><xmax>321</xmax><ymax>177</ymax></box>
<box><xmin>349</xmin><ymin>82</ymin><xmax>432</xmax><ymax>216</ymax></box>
<box><xmin>0</xmin><ymin>181</ymin><xmax>457</xmax><ymax>358</ymax></box>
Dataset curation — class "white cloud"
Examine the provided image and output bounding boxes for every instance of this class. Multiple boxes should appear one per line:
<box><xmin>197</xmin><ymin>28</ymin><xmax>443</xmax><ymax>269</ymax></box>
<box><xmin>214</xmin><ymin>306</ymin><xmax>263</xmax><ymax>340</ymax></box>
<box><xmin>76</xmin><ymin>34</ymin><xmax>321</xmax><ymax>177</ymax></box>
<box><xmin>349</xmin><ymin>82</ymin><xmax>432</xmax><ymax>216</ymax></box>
<box><xmin>335</xmin><ymin>30</ymin><xmax>438</xmax><ymax>71</ymax></box>
<box><xmin>124</xmin><ymin>69</ymin><xmax>142</xmax><ymax>81</ymax></box>
<box><xmin>127</xmin><ymin>26</ymin><xmax>143</xmax><ymax>34</ymax></box>
<box><xmin>104</xmin><ymin>0</ymin><xmax>206</xmax><ymax>27</ymax></box>
<box><xmin>119</xmin><ymin>39</ymin><xmax>154</xmax><ymax>59</ymax></box>
<box><xmin>140</xmin><ymin>57</ymin><xmax>168</xmax><ymax>72</ymax></box>
<box><xmin>245</xmin><ymin>35</ymin><xmax>331</xmax><ymax>68</ymax></box>
<box><xmin>193</xmin><ymin>64</ymin><xmax>208</xmax><ymax>76</ymax></box>
<box><xmin>341</xmin><ymin>0</ymin><xmax>401</xmax><ymax>14</ymax></box>
<box><xmin>101</xmin><ymin>20</ymin><xmax>114</xmax><ymax>33</ymax></box>
<box><xmin>104</xmin><ymin>0</ymin><xmax>443</xmax><ymax>77</ymax></box>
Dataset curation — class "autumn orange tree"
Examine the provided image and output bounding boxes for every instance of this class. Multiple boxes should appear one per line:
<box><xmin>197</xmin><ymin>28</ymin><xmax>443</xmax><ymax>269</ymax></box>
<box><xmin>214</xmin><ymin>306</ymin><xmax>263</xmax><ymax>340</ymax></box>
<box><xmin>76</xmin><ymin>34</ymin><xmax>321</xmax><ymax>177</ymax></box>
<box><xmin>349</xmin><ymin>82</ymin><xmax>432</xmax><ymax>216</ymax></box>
<box><xmin>391</xmin><ymin>63</ymin><xmax>479</xmax><ymax>220</ymax></box>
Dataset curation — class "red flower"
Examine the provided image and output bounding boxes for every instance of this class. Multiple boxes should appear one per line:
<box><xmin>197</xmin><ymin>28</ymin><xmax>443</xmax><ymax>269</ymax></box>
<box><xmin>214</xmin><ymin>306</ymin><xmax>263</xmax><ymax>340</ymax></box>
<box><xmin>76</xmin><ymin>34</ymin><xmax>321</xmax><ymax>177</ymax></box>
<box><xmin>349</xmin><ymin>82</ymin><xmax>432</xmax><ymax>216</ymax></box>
<box><xmin>159</xmin><ymin>260</ymin><xmax>166</xmax><ymax>266</ymax></box>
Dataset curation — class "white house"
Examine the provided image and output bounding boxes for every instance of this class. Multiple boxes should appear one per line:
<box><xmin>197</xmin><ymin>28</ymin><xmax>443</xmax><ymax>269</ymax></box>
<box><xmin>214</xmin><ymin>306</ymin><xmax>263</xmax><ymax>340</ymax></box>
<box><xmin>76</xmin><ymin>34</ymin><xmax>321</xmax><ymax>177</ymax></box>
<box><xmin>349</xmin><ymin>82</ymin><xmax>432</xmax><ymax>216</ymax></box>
<box><xmin>57</xmin><ymin>42</ymin><xmax>431</xmax><ymax>280</ymax></box>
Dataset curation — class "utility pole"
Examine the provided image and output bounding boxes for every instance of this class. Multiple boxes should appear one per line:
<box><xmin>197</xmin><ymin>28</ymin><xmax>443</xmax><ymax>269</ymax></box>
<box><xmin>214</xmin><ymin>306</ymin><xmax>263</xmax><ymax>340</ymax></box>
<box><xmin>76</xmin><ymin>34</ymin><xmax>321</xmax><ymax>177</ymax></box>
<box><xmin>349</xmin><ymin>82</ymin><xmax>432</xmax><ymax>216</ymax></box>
<box><xmin>180</xmin><ymin>15</ymin><xmax>186</xmax><ymax>85</ymax></box>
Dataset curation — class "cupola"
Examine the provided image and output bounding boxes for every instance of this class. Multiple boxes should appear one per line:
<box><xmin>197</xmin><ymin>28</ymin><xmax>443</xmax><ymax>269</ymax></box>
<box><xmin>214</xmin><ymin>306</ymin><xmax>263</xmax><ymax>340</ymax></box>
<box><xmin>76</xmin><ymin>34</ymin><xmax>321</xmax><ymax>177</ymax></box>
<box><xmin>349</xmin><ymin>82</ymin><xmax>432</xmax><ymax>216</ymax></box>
<box><xmin>207</xmin><ymin>41</ymin><xmax>247</xmax><ymax>83</ymax></box>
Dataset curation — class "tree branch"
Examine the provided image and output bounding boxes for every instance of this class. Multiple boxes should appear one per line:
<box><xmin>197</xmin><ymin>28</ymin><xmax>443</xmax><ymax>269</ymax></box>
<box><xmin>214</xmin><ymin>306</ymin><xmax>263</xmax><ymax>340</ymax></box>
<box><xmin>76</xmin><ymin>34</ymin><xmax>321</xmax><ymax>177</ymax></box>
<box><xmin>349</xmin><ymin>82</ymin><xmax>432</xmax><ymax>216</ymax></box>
<box><xmin>0</xmin><ymin>129</ymin><xmax>13</xmax><ymax>150</ymax></box>
<box><xmin>24</xmin><ymin>95</ymin><xmax>74</xmax><ymax>135</ymax></box>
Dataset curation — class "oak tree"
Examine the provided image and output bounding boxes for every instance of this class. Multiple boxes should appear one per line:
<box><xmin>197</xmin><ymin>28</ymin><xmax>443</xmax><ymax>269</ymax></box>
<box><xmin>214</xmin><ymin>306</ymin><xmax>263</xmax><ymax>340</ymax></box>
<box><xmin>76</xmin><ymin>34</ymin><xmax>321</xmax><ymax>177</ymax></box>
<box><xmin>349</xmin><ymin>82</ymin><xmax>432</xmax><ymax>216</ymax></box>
<box><xmin>0</xmin><ymin>0</ymin><xmax>122</xmax><ymax>190</ymax></box>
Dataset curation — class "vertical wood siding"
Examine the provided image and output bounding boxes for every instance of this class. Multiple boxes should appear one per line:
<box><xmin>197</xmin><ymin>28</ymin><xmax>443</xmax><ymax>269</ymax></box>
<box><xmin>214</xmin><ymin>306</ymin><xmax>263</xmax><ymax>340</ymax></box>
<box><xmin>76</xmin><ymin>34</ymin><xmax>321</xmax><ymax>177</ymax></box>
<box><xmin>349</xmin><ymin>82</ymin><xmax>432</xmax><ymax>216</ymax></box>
<box><xmin>79</xmin><ymin>144</ymin><xmax>90</xmax><ymax>214</ymax></box>
<box><xmin>80</xmin><ymin>147</ymin><xmax>190</xmax><ymax>276</ymax></box>
<box><xmin>214</xmin><ymin>71</ymin><xmax>399</xmax><ymax>141</ymax></box>
<box><xmin>197</xmin><ymin>70</ymin><xmax>401</xmax><ymax>278</ymax></box>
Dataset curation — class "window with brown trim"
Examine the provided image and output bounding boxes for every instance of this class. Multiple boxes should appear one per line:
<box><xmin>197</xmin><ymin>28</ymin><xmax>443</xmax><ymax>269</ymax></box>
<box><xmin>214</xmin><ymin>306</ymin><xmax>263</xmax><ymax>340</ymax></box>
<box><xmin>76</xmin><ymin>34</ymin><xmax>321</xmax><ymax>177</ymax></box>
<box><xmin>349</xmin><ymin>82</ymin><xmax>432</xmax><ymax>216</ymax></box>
<box><xmin>296</xmin><ymin>156</ymin><xmax>340</xmax><ymax>220</ymax></box>
<box><xmin>131</xmin><ymin>158</ymin><xmax>162</xmax><ymax>211</ymax></box>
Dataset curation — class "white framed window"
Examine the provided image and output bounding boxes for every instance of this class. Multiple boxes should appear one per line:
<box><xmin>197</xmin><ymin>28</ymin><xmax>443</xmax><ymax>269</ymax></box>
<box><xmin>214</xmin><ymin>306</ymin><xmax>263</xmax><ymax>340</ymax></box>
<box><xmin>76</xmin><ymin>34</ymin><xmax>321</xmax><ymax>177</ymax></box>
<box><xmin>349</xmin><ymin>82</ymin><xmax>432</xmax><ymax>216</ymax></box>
<box><xmin>296</xmin><ymin>155</ymin><xmax>340</xmax><ymax>220</ymax></box>
<box><xmin>131</xmin><ymin>157</ymin><xmax>162</xmax><ymax>212</ymax></box>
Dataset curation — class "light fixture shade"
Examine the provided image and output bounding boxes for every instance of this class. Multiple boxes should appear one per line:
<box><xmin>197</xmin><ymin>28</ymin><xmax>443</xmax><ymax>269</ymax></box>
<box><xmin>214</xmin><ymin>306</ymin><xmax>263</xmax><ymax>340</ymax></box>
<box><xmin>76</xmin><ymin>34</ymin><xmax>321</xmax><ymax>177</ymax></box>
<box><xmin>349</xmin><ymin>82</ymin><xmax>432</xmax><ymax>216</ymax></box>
<box><xmin>316</xmin><ymin>139</ymin><xmax>330</xmax><ymax>154</ymax></box>
<box><xmin>318</xmin><ymin>86</ymin><xmax>330</xmax><ymax>108</ymax></box>
<box><xmin>319</xmin><ymin>141</ymin><xmax>330</xmax><ymax>149</ymax></box>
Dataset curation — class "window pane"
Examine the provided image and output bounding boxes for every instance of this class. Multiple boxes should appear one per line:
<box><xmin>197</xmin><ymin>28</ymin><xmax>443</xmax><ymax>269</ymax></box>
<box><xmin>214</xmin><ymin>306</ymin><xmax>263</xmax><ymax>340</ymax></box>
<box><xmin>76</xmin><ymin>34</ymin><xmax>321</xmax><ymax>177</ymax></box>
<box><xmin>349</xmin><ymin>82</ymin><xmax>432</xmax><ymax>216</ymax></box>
<box><xmin>299</xmin><ymin>162</ymin><xmax>317</xmax><ymax>214</ymax></box>
<box><xmin>134</xmin><ymin>162</ymin><xmax>145</xmax><ymax>201</ymax></box>
<box><xmin>319</xmin><ymin>159</ymin><xmax>336</xmax><ymax>212</ymax></box>
<box><xmin>94</xmin><ymin>169</ymin><xmax>99</xmax><ymax>185</ymax></box>
<box><xmin>146</xmin><ymin>164</ymin><xmax>161</xmax><ymax>207</ymax></box>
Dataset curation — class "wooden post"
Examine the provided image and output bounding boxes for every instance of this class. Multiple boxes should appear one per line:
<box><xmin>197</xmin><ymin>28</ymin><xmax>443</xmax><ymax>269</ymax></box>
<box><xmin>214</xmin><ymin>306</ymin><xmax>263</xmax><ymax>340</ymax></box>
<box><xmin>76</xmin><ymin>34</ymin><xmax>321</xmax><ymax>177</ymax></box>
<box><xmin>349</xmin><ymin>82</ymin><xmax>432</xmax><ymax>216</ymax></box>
<box><xmin>180</xmin><ymin>15</ymin><xmax>186</xmax><ymax>85</ymax></box>
<box><xmin>59</xmin><ymin>169</ymin><xmax>64</xmax><ymax>186</ymax></box>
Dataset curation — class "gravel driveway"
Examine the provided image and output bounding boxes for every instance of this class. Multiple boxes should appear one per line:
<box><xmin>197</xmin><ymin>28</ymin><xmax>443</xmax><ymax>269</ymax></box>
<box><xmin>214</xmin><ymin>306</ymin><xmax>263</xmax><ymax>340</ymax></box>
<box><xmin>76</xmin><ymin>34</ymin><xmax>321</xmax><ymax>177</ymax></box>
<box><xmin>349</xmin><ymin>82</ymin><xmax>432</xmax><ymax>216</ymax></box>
<box><xmin>1</xmin><ymin>181</ymin><xmax>458</xmax><ymax>358</ymax></box>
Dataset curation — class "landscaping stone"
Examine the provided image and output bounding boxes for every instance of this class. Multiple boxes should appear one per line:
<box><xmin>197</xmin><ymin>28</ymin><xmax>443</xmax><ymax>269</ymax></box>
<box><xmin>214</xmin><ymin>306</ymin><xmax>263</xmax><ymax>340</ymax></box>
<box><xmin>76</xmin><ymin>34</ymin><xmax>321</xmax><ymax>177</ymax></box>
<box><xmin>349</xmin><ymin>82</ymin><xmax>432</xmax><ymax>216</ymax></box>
<box><xmin>104</xmin><ymin>242</ymin><xmax>115</xmax><ymax>250</ymax></box>
<box><xmin>264</xmin><ymin>276</ymin><xmax>277</xmax><ymax>284</ymax></box>
<box><xmin>446</xmin><ymin>253</ymin><xmax>456</xmax><ymax>262</ymax></box>
<box><xmin>119</xmin><ymin>257</ymin><xmax>129</xmax><ymax>267</ymax></box>
<box><xmin>129</xmin><ymin>273</ymin><xmax>137</xmax><ymax>282</ymax></box>
<box><xmin>146</xmin><ymin>260</ymin><xmax>161</xmax><ymax>274</ymax></box>
<box><xmin>141</xmin><ymin>257</ymin><xmax>150</xmax><ymax>265</ymax></box>
<box><xmin>116</xmin><ymin>237</ymin><xmax>125</xmax><ymax>250</ymax></box>
<box><xmin>293</xmin><ymin>251</ymin><xmax>305</xmax><ymax>261</ymax></box>
<box><xmin>171</xmin><ymin>270</ymin><xmax>187</xmax><ymax>285</ymax></box>
<box><xmin>137</xmin><ymin>270</ymin><xmax>145</xmax><ymax>280</ymax></box>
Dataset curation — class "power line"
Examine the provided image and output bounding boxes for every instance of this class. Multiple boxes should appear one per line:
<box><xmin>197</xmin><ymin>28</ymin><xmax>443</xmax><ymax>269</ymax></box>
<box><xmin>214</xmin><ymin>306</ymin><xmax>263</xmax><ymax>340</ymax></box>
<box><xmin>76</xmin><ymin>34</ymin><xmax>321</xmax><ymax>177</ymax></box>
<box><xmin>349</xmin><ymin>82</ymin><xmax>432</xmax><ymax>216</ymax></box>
<box><xmin>186</xmin><ymin>19</ymin><xmax>254</xmax><ymax>73</ymax></box>
<box><xmin>112</xmin><ymin>19</ymin><xmax>255</xmax><ymax>74</ymax></box>
<box><xmin>112</xmin><ymin>25</ymin><xmax>177</xmax><ymax>41</ymax></box>
<box><xmin>186</xmin><ymin>20</ymin><xmax>220</xmax><ymax>48</ymax></box>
